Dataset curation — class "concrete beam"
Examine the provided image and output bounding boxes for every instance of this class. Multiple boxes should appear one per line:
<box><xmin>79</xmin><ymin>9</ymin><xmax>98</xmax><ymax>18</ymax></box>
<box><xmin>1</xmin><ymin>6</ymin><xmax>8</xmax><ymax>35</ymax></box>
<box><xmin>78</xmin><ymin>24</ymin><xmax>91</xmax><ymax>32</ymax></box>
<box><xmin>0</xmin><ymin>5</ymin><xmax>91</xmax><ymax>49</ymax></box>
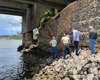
<box><xmin>13</xmin><ymin>0</ymin><xmax>66</xmax><ymax>8</ymax></box>
<box><xmin>0</xmin><ymin>0</ymin><xmax>27</xmax><ymax>15</ymax></box>
<box><xmin>0</xmin><ymin>0</ymin><xmax>28</xmax><ymax>9</ymax></box>
<box><xmin>0</xmin><ymin>6</ymin><xmax>25</xmax><ymax>16</ymax></box>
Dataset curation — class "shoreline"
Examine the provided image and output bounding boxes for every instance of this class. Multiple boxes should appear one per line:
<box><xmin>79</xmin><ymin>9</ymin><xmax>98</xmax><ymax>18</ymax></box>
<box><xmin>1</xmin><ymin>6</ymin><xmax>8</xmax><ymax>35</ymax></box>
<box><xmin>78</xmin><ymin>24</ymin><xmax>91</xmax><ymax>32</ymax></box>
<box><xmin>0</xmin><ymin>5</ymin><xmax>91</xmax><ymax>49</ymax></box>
<box><xmin>0</xmin><ymin>38</ymin><xmax>21</xmax><ymax>40</ymax></box>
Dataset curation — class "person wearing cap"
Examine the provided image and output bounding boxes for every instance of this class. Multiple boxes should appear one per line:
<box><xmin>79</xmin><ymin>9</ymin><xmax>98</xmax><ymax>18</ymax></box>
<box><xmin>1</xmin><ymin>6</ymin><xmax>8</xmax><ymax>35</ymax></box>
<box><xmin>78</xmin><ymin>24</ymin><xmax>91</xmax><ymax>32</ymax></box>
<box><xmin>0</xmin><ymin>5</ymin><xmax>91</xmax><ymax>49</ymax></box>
<box><xmin>50</xmin><ymin>36</ymin><xmax>58</xmax><ymax>61</ymax></box>
<box><xmin>89</xmin><ymin>26</ymin><xmax>97</xmax><ymax>55</ymax></box>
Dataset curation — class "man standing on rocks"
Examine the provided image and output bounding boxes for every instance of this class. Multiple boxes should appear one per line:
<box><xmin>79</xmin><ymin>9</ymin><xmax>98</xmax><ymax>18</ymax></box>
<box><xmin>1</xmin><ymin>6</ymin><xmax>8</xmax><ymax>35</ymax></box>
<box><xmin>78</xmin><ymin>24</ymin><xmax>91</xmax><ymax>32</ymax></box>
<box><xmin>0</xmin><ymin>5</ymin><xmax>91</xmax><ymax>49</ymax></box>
<box><xmin>50</xmin><ymin>36</ymin><xmax>58</xmax><ymax>61</ymax></box>
<box><xmin>89</xmin><ymin>26</ymin><xmax>97</xmax><ymax>55</ymax></box>
<box><xmin>58</xmin><ymin>33</ymin><xmax>72</xmax><ymax>59</ymax></box>
<box><xmin>71</xmin><ymin>28</ymin><xmax>80</xmax><ymax>56</ymax></box>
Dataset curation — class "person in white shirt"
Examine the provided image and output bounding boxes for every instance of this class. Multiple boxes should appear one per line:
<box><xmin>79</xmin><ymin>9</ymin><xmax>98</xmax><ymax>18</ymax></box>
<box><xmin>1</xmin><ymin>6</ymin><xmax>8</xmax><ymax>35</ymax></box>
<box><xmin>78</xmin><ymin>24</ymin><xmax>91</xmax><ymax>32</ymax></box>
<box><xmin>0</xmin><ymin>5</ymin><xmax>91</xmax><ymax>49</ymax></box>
<box><xmin>50</xmin><ymin>36</ymin><xmax>58</xmax><ymax>60</ymax></box>
<box><xmin>72</xmin><ymin>29</ymin><xmax>80</xmax><ymax>56</ymax></box>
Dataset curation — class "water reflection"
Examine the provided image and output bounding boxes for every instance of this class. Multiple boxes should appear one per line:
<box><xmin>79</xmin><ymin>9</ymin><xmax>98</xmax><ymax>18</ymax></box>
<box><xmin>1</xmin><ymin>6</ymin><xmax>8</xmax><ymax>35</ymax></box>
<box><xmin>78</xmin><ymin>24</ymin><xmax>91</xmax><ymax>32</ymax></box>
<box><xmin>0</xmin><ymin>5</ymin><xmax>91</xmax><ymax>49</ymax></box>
<box><xmin>0</xmin><ymin>40</ymin><xmax>35</xmax><ymax>80</ymax></box>
<box><xmin>0</xmin><ymin>50</ymin><xmax>35</xmax><ymax>80</ymax></box>
<box><xmin>0</xmin><ymin>40</ymin><xmax>50</xmax><ymax>80</ymax></box>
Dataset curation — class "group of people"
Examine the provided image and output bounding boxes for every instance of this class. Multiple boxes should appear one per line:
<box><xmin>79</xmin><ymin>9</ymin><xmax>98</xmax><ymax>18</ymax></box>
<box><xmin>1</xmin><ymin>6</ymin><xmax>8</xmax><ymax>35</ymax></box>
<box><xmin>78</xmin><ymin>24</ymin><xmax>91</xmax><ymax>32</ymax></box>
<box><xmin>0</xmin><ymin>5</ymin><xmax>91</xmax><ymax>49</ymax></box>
<box><xmin>32</xmin><ymin>24</ymin><xmax>97</xmax><ymax>61</ymax></box>
<box><xmin>49</xmin><ymin>26</ymin><xmax>97</xmax><ymax>61</ymax></box>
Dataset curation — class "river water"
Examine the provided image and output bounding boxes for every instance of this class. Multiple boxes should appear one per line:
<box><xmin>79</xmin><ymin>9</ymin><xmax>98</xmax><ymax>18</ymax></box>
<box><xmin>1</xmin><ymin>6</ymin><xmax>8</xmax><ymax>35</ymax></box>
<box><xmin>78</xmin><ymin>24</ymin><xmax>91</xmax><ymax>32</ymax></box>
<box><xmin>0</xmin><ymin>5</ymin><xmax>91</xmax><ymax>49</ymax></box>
<box><xmin>0</xmin><ymin>40</ymin><xmax>34</xmax><ymax>80</ymax></box>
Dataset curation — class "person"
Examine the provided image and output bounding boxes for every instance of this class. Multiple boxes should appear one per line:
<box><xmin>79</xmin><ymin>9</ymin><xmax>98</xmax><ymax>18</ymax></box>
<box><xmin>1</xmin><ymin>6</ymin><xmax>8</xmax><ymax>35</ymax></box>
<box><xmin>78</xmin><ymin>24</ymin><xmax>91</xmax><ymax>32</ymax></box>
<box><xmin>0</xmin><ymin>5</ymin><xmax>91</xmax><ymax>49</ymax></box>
<box><xmin>50</xmin><ymin>36</ymin><xmax>58</xmax><ymax>61</ymax></box>
<box><xmin>58</xmin><ymin>33</ymin><xmax>72</xmax><ymax>59</ymax></box>
<box><xmin>72</xmin><ymin>29</ymin><xmax>80</xmax><ymax>56</ymax></box>
<box><xmin>66</xmin><ymin>33</ymin><xmax>70</xmax><ymax>39</ymax></box>
<box><xmin>67</xmin><ymin>30</ymin><xmax>73</xmax><ymax>44</ymax></box>
<box><xmin>89</xmin><ymin>26</ymin><xmax>97</xmax><ymax>55</ymax></box>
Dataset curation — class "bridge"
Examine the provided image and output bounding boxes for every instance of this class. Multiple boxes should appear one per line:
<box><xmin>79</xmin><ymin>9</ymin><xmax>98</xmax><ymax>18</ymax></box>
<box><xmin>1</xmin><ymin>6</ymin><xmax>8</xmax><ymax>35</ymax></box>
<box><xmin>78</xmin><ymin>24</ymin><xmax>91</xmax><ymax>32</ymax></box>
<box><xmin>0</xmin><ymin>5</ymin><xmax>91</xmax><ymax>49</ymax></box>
<box><xmin>0</xmin><ymin>0</ymin><xmax>76</xmax><ymax>46</ymax></box>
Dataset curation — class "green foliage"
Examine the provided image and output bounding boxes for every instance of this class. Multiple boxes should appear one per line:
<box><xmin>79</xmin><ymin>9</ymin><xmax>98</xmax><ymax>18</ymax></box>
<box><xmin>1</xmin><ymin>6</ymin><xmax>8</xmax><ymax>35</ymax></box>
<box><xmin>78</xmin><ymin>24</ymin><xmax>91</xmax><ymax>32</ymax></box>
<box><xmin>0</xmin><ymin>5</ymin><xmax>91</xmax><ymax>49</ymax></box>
<box><xmin>40</xmin><ymin>8</ymin><xmax>58</xmax><ymax>22</ymax></box>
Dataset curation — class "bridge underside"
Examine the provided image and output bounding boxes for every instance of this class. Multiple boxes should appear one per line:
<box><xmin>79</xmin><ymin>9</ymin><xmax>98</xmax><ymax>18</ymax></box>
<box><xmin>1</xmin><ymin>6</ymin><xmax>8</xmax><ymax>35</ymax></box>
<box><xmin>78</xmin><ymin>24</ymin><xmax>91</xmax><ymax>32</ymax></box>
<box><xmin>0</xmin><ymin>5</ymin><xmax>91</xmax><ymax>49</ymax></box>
<box><xmin>0</xmin><ymin>0</ymin><xmax>76</xmax><ymax>46</ymax></box>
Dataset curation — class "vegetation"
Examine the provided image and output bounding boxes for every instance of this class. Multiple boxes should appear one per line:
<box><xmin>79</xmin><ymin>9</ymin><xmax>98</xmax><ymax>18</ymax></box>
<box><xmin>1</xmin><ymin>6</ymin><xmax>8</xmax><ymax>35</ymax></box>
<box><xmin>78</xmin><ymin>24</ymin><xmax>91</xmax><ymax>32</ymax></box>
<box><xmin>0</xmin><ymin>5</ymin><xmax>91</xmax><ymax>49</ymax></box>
<box><xmin>0</xmin><ymin>35</ymin><xmax>21</xmax><ymax>40</ymax></box>
<box><xmin>40</xmin><ymin>8</ymin><xmax>59</xmax><ymax>22</ymax></box>
<box><xmin>0</xmin><ymin>32</ymin><xmax>22</xmax><ymax>40</ymax></box>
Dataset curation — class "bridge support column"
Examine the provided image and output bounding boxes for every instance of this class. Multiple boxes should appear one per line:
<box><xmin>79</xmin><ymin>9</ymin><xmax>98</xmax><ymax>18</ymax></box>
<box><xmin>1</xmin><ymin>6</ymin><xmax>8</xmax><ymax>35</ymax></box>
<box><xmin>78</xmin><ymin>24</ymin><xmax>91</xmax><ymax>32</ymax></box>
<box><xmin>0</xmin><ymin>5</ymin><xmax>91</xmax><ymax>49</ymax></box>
<box><xmin>22</xmin><ymin>4</ymin><xmax>33</xmax><ymax>46</ymax></box>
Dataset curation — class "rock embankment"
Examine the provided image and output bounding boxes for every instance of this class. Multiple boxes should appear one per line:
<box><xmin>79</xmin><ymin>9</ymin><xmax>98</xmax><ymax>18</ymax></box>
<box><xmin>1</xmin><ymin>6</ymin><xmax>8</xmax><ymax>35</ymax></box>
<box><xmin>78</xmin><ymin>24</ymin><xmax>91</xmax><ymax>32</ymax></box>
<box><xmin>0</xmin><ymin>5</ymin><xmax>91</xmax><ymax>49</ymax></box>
<box><xmin>32</xmin><ymin>50</ymin><xmax>100</xmax><ymax>80</ymax></box>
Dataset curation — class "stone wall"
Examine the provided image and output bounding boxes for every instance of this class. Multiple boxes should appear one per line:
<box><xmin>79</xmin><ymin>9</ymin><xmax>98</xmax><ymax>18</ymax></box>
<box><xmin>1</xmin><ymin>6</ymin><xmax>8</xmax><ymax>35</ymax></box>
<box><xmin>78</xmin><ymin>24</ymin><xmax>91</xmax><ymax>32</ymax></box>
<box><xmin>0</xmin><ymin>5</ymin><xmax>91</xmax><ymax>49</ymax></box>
<box><xmin>39</xmin><ymin>0</ymin><xmax>100</xmax><ymax>48</ymax></box>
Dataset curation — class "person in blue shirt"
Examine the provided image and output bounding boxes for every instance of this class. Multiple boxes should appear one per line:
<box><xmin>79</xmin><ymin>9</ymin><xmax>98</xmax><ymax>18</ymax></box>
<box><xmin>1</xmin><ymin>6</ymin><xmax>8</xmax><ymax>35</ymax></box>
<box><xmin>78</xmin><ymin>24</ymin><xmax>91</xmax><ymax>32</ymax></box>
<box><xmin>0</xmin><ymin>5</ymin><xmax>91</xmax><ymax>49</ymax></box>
<box><xmin>71</xmin><ymin>29</ymin><xmax>80</xmax><ymax>56</ymax></box>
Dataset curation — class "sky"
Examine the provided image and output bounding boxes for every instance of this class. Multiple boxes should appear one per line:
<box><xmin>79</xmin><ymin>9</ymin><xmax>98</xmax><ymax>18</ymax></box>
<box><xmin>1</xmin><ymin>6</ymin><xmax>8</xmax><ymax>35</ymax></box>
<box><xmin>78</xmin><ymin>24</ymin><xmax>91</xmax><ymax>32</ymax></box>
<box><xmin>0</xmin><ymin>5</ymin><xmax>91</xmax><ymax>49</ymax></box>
<box><xmin>0</xmin><ymin>14</ymin><xmax>22</xmax><ymax>36</ymax></box>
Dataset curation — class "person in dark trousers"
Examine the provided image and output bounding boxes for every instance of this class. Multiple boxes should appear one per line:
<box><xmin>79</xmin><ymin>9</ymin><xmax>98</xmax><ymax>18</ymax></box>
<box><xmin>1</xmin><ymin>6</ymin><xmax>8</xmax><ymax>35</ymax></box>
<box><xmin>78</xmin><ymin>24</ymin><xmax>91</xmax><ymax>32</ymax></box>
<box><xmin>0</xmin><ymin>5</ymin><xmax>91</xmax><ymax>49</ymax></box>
<box><xmin>89</xmin><ymin>26</ymin><xmax>97</xmax><ymax>56</ymax></box>
<box><xmin>71</xmin><ymin>29</ymin><xmax>80</xmax><ymax>56</ymax></box>
<box><xmin>50</xmin><ymin>36</ymin><xmax>58</xmax><ymax>61</ymax></box>
<box><xmin>58</xmin><ymin>33</ymin><xmax>72</xmax><ymax>59</ymax></box>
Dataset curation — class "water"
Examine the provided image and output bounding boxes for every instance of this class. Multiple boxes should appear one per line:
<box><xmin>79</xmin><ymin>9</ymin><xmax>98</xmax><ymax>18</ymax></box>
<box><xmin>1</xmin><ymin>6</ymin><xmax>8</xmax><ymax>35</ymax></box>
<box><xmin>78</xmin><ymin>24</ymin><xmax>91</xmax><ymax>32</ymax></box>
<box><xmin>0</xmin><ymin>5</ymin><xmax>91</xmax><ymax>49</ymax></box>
<box><xmin>0</xmin><ymin>40</ymin><xmax>46</xmax><ymax>80</ymax></box>
<box><xmin>0</xmin><ymin>40</ymin><xmax>25</xmax><ymax>80</ymax></box>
